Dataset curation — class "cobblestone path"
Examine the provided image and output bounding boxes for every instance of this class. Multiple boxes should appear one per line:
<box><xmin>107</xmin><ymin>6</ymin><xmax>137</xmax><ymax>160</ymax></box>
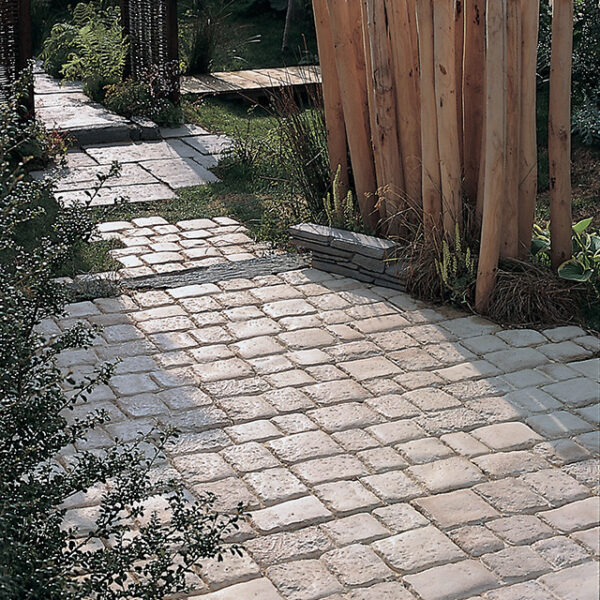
<box><xmin>52</xmin><ymin>263</ymin><xmax>599</xmax><ymax>600</ymax></box>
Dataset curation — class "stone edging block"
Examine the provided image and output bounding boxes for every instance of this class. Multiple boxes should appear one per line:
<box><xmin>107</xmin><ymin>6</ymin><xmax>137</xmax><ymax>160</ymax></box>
<box><xmin>289</xmin><ymin>223</ymin><xmax>406</xmax><ymax>290</ymax></box>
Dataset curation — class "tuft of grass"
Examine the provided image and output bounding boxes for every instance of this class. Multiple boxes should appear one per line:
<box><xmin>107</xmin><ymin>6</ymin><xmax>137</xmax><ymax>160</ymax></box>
<box><xmin>55</xmin><ymin>238</ymin><xmax>124</xmax><ymax>278</ymax></box>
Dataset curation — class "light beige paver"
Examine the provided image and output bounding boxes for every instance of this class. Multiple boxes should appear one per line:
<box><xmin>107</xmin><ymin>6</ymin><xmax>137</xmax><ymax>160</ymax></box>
<box><xmin>57</xmin><ymin>265</ymin><xmax>600</xmax><ymax>599</ymax></box>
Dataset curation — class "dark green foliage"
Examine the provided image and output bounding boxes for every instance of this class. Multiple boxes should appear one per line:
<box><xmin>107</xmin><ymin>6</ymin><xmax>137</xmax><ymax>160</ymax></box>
<box><xmin>103</xmin><ymin>77</ymin><xmax>183</xmax><ymax>128</ymax></box>
<box><xmin>538</xmin><ymin>0</ymin><xmax>600</xmax><ymax>147</ymax></box>
<box><xmin>179</xmin><ymin>1</ymin><xmax>261</xmax><ymax>75</ymax></box>
<box><xmin>41</xmin><ymin>1</ymin><xmax>127</xmax><ymax>101</ymax></box>
<box><xmin>0</xmin><ymin>76</ymin><xmax>243</xmax><ymax>599</ymax></box>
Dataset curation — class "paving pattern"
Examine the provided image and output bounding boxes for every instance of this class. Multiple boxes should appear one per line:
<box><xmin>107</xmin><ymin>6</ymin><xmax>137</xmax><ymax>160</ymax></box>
<box><xmin>52</xmin><ymin>265</ymin><xmax>600</xmax><ymax>600</ymax></box>
<box><xmin>95</xmin><ymin>217</ymin><xmax>277</xmax><ymax>279</ymax></box>
<box><xmin>33</xmin><ymin>71</ymin><xmax>232</xmax><ymax>207</ymax></box>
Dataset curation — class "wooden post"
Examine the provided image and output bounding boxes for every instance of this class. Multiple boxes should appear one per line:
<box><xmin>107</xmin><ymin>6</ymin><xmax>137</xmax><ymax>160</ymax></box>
<box><xmin>326</xmin><ymin>0</ymin><xmax>379</xmax><ymax>231</ymax></box>
<box><xmin>517</xmin><ymin>0</ymin><xmax>540</xmax><ymax>259</ymax></box>
<box><xmin>455</xmin><ymin>0</ymin><xmax>465</xmax><ymax>168</ymax></box>
<box><xmin>501</xmin><ymin>0</ymin><xmax>522</xmax><ymax>258</ymax></box>
<box><xmin>313</xmin><ymin>0</ymin><xmax>350</xmax><ymax>196</ymax></box>
<box><xmin>386</xmin><ymin>0</ymin><xmax>422</xmax><ymax>209</ymax></box>
<box><xmin>475</xmin><ymin>0</ymin><xmax>507</xmax><ymax>313</ymax></box>
<box><xmin>362</xmin><ymin>0</ymin><xmax>405</xmax><ymax>229</ymax></box>
<box><xmin>416</xmin><ymin>0</ymin><xmax>442</xmax><ymax>240</ymax></box>
<box><xmin>548</xmin><ymin>0</ymin><xmax>573</xmax><ymax>271</ymax></box>
<box><xmin>463</xmin><ymin>0</ymin><xmax>485</xmax><ymax>204</ymax></box>
<box><xmin>433</xmin><ymin>0</ymin><xmax>462</xmax><ymax>237</ymax></box>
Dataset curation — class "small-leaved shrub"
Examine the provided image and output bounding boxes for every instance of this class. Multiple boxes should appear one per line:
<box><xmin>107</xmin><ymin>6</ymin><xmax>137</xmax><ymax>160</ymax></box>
<box><xmin>104</xmin><ymin>70</ymin><xmax>183</xmax><ymax>128</ymax></box>
<box><xmin>0</xmin><ymin>75</ymin><xmax>243</xmax><ymax>599</ymax></box>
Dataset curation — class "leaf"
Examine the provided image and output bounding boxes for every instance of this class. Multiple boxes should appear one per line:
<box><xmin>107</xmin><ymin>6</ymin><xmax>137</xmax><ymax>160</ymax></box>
<box><xmin>531</xmin><ymin>238</ymin><xmax>549</xmax><ymax>255</ymax></box>
<box><xmin>572</xmin><ymin>217</ymin><xmax>593</xmax><ymax>234</ymax></box>
<box><xmin>557</xmin><ymin>259</ymin><xmax>593</xmax><ymax>282</ymax></box>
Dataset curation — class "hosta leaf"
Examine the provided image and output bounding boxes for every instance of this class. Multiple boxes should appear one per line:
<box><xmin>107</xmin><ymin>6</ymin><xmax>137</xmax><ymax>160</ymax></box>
<box><xmin>558</xmin><ymin>259</ymin><xmax>593</xmax><ymax>282</ymax></box>
<box><xmin>531</xmin><ymin>238</ymin><xmax>549</xmax><ymax>255</ymax></box>
<box><xmin>572</xmin><ymin>217</ymin><xmax>593</xmax><ymax>234</ymax></box>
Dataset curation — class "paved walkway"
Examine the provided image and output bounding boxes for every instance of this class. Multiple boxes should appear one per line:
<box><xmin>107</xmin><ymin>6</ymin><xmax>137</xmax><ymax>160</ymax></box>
<box><xmin>53</xmin><ymin>260</ymin><xmax>599</xmax><ymax>599</ymax></box>
<box><xmin>95</xmin><ymin>217</ymin><xmax>276</xmax><ymax>279</ymax></box>
<box><xmin>33</xmin><ymin>70</ymin><xmax>232</xmax><ymax>208</ymax></box>
<box><xmin>39</xmin><ymin>66</ymin><xmax>599</xmax><ymax>600</ymax></box>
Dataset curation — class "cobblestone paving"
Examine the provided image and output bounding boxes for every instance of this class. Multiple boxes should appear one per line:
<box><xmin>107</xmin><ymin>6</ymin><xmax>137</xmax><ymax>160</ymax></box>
<box><xmin>51</xmin><ymin>266</ymin><xmax>600</xmax><ymax>600</ymax></box>
<box><xmin>95</xmin><ymin>217</ymin><xmax>277</xmax><ymax>279</ymax></box>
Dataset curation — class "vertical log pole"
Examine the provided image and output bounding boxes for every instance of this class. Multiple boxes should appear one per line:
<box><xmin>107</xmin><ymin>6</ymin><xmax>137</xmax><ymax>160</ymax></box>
<box><xmin>475</xmin><ymin>0</ymin><xmax>508</xmax><ymax>313</ymax></box>
<box><xmin>463</xmin><ymin>0</ymin><xmax>485</xmax><ymax>205</ymax></box>
<box><xmin>433</xmin><ymin>1</ymin><xmax>462</xmax><ymax>237</ymax></box>
<box><xmin>326</xmin><ymin>0</ymin><xmax>379</xmax><ymax>231</ymax></box>
<box><xmin>386</xmin><ymin>0</ymin><xmax>422</xmax><ymax>209</ymax></box>
<box><xmin>501</xmin><ymin>0</ymin><xmax>522</xmax><ymax>258</ymax></box>
<box><xmin>362</xmin><ymin>0</ymin><xmax>405</xmax><ymax>228</ymax></box>
<box><xmin>518</xmin><ymin>0</ymin><xmax>540</xmax><ymax>258</ymax></box>
<box><xmin>416</xmin><ymin>0</ymin><xmax>442</xmax><ymax>240</ymax></box>
<box><xmin>455</xmin><ymin>0</ymin><xmax>465</xmax><ymax>168</ymax></box>
<box><xmin>549</xmin><ymin>0</ymin><xmax>573</xmax><ymax>270</ymax></box>
<box><xmin>313</xmin><ymin>0</ymin><xmax>350</xmax><ymax>196</ymax></box>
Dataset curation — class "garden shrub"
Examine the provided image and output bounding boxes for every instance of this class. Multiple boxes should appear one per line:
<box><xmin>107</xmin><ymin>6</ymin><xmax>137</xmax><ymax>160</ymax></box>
<box><xmin>104</xmin><ymin>72</ymin><xmax>183</xmax><ymax>128</ymax></box>
<box><xmin>41</xmin><ymin>1</ymin><xmax>127</xmax><ymax>101</ymax></box>
<box><xmin>0</xmin><ymin>76</ymin><xmax>243</xmax><ymax>599</ymax></box>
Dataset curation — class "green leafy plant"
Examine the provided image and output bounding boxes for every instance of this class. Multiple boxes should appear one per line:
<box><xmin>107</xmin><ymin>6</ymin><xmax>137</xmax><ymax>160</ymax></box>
<box><xmin>435</xmin><ymin>225</ymin><xmax>477</xmax><ymax>307</ymax></box>
<box><xmin>41</xmin><ymin>1</ymin><xmax>127</xmax><ymax>101</ymax></box>
<box><xmin>533</xmin><ymin>217</ymin><xmax>600</xmax><ymax>296</ymax></box>
<box><xmin>572</xmin><ymin>94</ymin><xmax>600</xmax><ymax>147</ymax></box>
<box><xmin>103</xmin><ymin>74</ymin><xmax>183</xmax><ymax>128</ymax></box>
<box><xmin>0</xmin><ymin>75</ymin><xmax>244</xmax><ymax>599</ymax></box>
<box><xmin>324</xmin><ymin>167</ymin><xmax>362</xmax><ymax>232</ymax></box>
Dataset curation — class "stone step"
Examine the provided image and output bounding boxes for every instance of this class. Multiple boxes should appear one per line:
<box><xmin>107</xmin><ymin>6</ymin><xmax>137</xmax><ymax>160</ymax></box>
<box><xmin>34</xmin><ymin>73</ymin><xmax>160</xmax><ymax>145</ymax></box>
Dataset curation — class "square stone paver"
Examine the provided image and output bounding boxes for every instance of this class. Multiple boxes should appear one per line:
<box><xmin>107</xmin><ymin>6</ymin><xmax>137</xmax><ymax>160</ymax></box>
<box><xmin>408</xmin><ymin>457</ymin><xmax>486</xmax><ymax>493</ymax></box>
<box><xmin>266</xmin><ymin>559</ymin><xmax>343</xmax><ymax>600</ymax></box>
<box><xmin>322</xmin><ymin>544</ymin><xmax>393</xmax><ymax>587</ymax></box>
<box><xmin>414</xmin><ymin>489</ymin><xmax>499</xmax><ymax>528</ymax></box>
<box><xmin>372</xmin><ymin>525</ymin><xmax>465</xmax><ymax>573</ymax></box>
<box><xmin>403</xmin><ymin>560</ymin><xmax>498</xmax><ymax>600</ymax></box>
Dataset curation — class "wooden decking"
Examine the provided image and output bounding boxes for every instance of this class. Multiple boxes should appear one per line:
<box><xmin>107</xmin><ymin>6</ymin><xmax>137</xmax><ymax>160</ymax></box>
<box><xmin>181</xmin><ymin>65</ymin><xmax>322</xmax><ymax>96</ymax></box>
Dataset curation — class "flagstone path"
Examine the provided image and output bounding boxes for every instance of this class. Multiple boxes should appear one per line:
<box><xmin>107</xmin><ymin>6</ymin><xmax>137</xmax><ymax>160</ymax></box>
<box><xmin>33</xmin><ymin>70</ymin><xmax>233</xmax><ymax>208</ymax></box>
<box><xmin>53</xmin><ymin>261</ymin><xmax>599</xmax><ymax>600</ymax></box>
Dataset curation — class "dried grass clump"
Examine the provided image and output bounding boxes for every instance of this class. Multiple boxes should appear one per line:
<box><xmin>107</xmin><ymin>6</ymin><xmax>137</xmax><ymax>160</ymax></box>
<box><xmin>396</xmin><ymin>214</ymin><xmax>583</xmax><ymax>328</ymax></box>
<box><xmin>488</xmin><ymin>260</ymin><xmax>583</xmax><ymax>327</ymax></box>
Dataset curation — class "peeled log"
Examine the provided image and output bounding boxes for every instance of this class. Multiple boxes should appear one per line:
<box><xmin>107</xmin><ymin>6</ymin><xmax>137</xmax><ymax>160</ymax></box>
<box><xmin>326</xmin><ymin>0</ymin><xmax>379</xmax><ymax>231</ymax></box>
<box><xmin>548</xmin><ymin>0</ymin><xmax>573</xmax><ymax>270</ymax></box>
<box><xmin>416</xmin><ymin>0</ymin><xmax>442</xmax><ymax>240</ymax></box>
<box><xmin>433</xmin><ymin>0</ymin><xmax>463</xmax><ymax>237</ymax></box>
<box><xmin>475</xmin><ymin>0</ymin><xmax>507</xmax><ymax>313</ymax></box>
<box><xmin>518</xmin><ymin>0</ymin><xmax>540</xmax><ymax>259</ymax></box>
<box><xmin>312</xmin><ymin>0</ymin><xmax>350</xmax><ymax>196</ymax></box>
